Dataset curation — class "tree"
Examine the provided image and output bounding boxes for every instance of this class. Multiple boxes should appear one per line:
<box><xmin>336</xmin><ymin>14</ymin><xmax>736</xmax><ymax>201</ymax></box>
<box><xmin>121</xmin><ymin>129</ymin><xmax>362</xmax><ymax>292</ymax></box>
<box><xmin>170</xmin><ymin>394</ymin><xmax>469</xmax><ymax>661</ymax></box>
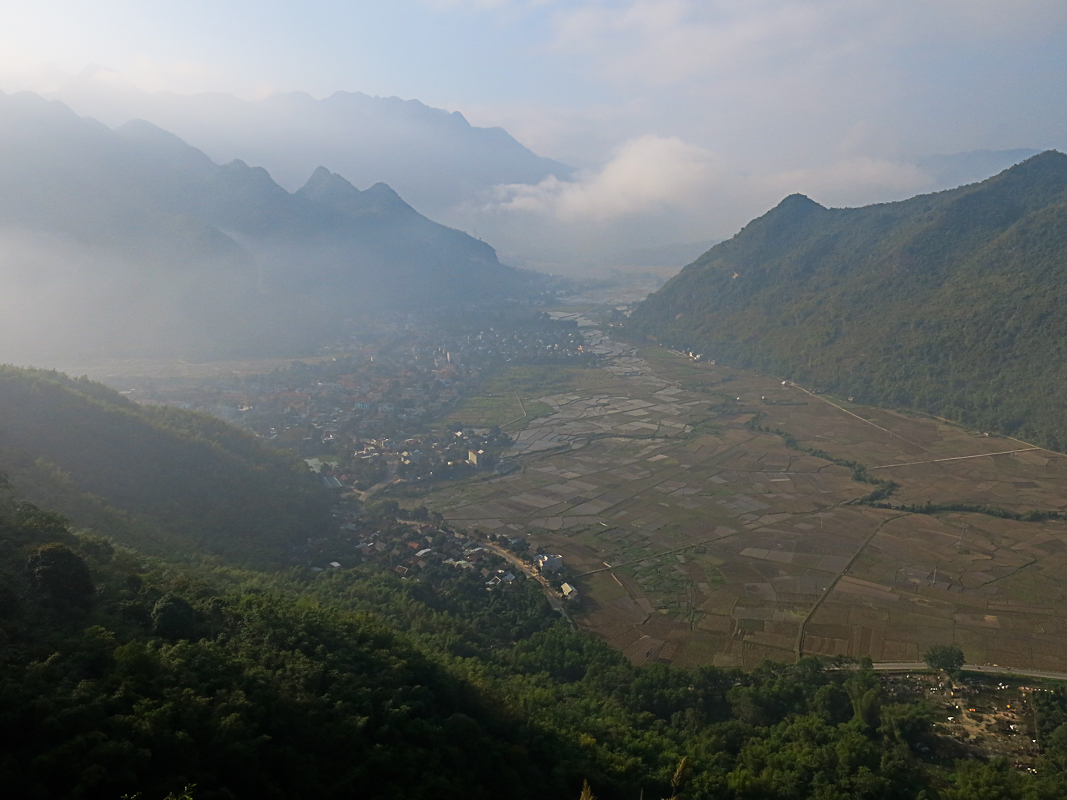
<box><xmin>940</xmin><ymin>758</ymin><xmax>1028</xmax><ymax>800</ymax></box>
<box><xmin>151</xmin><ymin>594</ymin><xmax>199</xmax><ymax>640</ymax></box>
<box><xmin>923</xmin><ymin>644</ymin><xmax>965</xmax><ymax>674</ymax></box>
<box><xmin>26</xmin><ymin>542</ymin><xmax>94</xmax><ymax>605</ymax></box>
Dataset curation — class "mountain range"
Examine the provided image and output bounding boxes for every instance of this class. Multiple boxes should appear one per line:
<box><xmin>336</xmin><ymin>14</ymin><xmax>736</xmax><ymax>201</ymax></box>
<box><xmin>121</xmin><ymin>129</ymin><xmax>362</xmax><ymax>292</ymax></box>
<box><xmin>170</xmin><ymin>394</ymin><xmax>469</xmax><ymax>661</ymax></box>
<box><xmin>629</xmin><ymin>151</ymin><xmax>1067</xmax><ymax>448</ymax></box>
<box><xmin>44</xmin><ymin>76</ymin><xmax>573</xmax><ymax>216</ymax></box>
<box><xmin>0</xmin><ymin>91</ymin><xmax>524</xmax><ymax>363</ymax></box>
<box><xmin>39</xmin><ymin>76</ymin><xmax>1048</xmax><ymax>274</ymax></box>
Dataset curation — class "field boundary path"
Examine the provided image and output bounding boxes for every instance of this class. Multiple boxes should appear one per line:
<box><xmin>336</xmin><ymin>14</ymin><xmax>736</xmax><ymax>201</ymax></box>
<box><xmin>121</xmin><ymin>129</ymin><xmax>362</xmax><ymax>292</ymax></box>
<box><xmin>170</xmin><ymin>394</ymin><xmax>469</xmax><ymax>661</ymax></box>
<box><xmin>795</xmin><ymin>512</ymin><xmax>909</xmax><ymax>659</ymax></box>
<box><xmin>872</xmin><ymin>448</ymin><xmax>1043</xmax><ymax>469</ymax></box>
<box><xmin>420</xmin><ymin>322</ymin><xmax>1067</xmax><ymax>674</ymax></box>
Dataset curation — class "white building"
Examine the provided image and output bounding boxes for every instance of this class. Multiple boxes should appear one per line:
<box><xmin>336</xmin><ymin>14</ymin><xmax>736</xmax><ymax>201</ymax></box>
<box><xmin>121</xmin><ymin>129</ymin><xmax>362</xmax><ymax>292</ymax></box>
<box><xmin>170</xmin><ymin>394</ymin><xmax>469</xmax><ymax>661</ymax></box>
<box><xmin>536</xmin><ymin>553</ymin><xmax>563</xmax><ymax>573</ymax></box>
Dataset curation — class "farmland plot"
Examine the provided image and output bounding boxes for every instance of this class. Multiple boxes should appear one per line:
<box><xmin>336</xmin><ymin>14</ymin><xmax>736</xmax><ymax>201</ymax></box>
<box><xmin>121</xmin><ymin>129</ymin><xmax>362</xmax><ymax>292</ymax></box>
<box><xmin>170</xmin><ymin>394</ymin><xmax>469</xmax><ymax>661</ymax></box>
<box><xmin>420</xmin><ymin>332</ymin><xmax>1067</xmax><ymax>671</ymax></box>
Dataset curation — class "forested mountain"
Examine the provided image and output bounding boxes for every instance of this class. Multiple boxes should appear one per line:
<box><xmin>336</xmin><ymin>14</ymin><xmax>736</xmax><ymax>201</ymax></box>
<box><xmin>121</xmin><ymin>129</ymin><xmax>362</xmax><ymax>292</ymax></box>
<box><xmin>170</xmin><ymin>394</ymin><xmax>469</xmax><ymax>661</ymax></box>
<box><xmin>0</xmin><ymin>366</ymin><xmax>332</xmax><ymax>565</ymax></box>
<box><xmin>0</xmin><ymin>91</ymin><xmax>525</xmax><ymax>363</ymax></box>
<box><xmin>629</xmin><ymin>151</ymin><xmax>1067</xmax><ymax>448</ymax></box>
<box><xmin>9</xmin><ymin>484</ymin><xmax>1067</xmax><ymax>800</ymax></box>
<box><xmin>917</xmin><ymin>149</ymin><xmax>1040</xmax><ymax>191</ymax></box>
<box><xmin>3</xmin><ymin>366</ymin><xmax>1067</xmax><ymax>797</ymax></box>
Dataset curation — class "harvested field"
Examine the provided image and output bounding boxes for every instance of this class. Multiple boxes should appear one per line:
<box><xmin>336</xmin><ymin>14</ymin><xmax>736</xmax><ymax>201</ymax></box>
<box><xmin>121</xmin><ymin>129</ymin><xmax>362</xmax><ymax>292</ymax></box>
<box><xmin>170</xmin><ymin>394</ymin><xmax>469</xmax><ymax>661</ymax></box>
<box><xmin>420</xmin><ymin>331</ymin><xmax>1067</xmax><ymax>671</ymax></box>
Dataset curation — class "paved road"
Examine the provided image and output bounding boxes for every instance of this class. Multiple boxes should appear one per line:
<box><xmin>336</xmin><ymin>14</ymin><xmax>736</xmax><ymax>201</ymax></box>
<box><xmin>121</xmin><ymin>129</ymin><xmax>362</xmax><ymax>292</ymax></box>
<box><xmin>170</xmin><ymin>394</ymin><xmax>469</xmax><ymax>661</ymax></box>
<box><xmin>480</xmin><ymin>540</ymin><xmax>577</xmax><ymax>629</ymax></box>
<box><xmin>869</xmin><ymin>662</ymin><xmax>1067</xmax><ymax>681</ymax></box>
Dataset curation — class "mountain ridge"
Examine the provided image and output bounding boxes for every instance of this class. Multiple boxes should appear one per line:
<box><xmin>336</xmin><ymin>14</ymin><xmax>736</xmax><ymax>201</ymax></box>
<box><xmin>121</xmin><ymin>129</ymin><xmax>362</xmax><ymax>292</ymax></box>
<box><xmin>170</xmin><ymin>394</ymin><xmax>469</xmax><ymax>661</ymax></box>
<box><xmin>0</xmin><ymin>92</ymin><xmax>523</xmax><ymax>362</ymax></box>
<box><xmin>629</xmin><ymin>151</ymin><xmax>1067</xmax><ymax>448</ymax></box>
<box><xmin>0</xmin><ymin>365</ymin><xmax>333</xmax><ymax>564</ymax></box>
<box><xmin>43</xmin><ymin>79</ymin><xmax>573</xmax><ymax>209</ymax></box>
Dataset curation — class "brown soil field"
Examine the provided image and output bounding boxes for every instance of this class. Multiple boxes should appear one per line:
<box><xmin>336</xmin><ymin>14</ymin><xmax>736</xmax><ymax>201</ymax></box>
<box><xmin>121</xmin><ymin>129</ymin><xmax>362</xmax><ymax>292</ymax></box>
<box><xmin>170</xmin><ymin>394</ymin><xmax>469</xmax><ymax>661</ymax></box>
<box><xmin>419</xmin><ymin>331</ymin><xmax>1067</xmax><ymax>671</ymax></box>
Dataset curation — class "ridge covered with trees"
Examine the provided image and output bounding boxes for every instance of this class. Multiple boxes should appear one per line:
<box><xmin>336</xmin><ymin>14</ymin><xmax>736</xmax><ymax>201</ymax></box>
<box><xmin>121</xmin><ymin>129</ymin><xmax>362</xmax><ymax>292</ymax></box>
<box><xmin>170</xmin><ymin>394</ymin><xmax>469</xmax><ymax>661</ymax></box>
<box><xmin>629</xmin><ymin>152</ymin><xmax>1067</xmax><ymax>449</ymax></box>
<box><xmin>11</xmin><ymin>481</ymin><xmax>1067</xmax><ymax>800</ymax></box>
<box><xmin>0</xmin><ymin>366</ymin><xmax>333</xmax><ymax>565</ymax></box>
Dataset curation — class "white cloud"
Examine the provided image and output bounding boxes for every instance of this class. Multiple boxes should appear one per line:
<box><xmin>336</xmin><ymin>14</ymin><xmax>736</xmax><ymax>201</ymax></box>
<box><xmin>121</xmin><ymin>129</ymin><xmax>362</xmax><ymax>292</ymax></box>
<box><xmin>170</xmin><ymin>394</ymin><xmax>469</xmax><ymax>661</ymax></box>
<box><xmin>489</xmin><ymin>134</ymin><xmax>720</xmax><ymax>220</ymax></box>
<box><xmin>553</xmin><ymin>0</ymin><xmax>843</xmax><ymax>87</ymax></box>
<box><xmin>0</xmin><ymin>57</ymin><xmax>225</xmax><ymax>99</ymax></box>
<box><xmin>468</xmin><ymin>135</ymin><xmax>941</xmax><ymax>271</ymax></box>
<box><xmin>418</xmin><ymin>0</ymin><xmax>555</xmax><ymax>9</ymax></box>
<box><xmin>486</xmin><ymin>131</ymin><xmax>931</xmax><ymax>227</ymax></box>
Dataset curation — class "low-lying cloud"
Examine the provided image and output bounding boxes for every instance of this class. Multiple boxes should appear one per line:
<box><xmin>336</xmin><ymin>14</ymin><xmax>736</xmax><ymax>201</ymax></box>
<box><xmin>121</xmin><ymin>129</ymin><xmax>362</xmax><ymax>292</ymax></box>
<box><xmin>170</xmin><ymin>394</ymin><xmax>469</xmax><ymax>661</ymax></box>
<box><xmin>490</xmin><ymin>135</ymin><xmax>718</xmax><ymax>221</ymax></box>
<box><xmin>449</xmin><ymin>133</ymin><xmax>954</xmax><ymax>274</ymax></box>
<box><xmin>483</xmin><ymin>134</ymin><xmax>935</xmax><ymax>234</ymax></box>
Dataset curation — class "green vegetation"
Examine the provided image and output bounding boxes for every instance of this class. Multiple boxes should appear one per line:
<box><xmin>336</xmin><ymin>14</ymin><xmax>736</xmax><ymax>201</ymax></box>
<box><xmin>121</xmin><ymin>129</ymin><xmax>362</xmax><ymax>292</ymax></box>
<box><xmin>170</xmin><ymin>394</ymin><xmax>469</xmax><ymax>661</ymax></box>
<box><xmin>444</xmin><ymin>395</ymin><xmax>555</xmax><ymax>432</ymax></box>
<box><xmin>0</xmin><ymin>486</ymin><xmax>947</xmax><ymax>800</ymax></box>
<box><xmin>2</xmin><ymin>482</ymin><xmax>1066</xmax><ymax>800</ymax></box>
<box><xmin>923</xmin><ymin>645</ymin><xmax>966</xmax><ymax>674</ymax></box>
<box><xmin>444</xmin><ymin>364</ymin><xmax>576</xmax><ymax>431</ymax></box>
<box><xmin>0</xmin><ymin>367</ymin><xmax>332</xmax><ymax>565</ymax></box>
<box><xmin>444</xmin><ymin>395</ymin><xmax>527</xmax><ymax>427</ymax></box>
<box><xmin>482</xmin><ymin>364</ymin><xmax>579</xmax><ymax>396</ymax></box>
<box><xmin>630</xmin><ymin>152</ymin><xmax>1067</xmax><ymax>450</ymax></box>
<box><xmin>7</xmin><ymin>362</ymin><xmax>1067</xmax><ymax>798</ymax></box>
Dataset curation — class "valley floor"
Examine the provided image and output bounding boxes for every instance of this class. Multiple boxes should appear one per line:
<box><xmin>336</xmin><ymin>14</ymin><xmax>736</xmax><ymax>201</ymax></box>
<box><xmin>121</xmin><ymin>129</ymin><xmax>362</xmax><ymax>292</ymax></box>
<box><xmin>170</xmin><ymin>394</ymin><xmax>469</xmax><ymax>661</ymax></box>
<box><xmin>420</xmin><ymin>323</ymin><xmax>1067</xmax><ymax>673</ymax></box>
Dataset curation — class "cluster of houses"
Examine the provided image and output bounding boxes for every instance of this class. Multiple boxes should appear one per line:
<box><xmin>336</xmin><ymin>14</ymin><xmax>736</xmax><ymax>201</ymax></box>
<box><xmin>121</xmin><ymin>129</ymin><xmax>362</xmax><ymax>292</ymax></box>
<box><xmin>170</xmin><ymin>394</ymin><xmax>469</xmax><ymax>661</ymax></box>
<box><xmin>120</xmin><ymin>311</ymin><xmax>601</xmax><ymax>603</ymax></box>
<box><xmin>311</xmin><ymin>522</ymin><xmax>582</xmax><ymax>604</ymax></box>
<box><xmin>534</xmin><ymin>552</ymin><xmax>579</xmax><ymax>601</ymax></box>
<box><xmin>127</xmin><ymin>311</ymin><xmax>592</xmax><ymax>440</ymax></box>
<box><xmin>338</xmin><ymin>523</ymin><xmax>527</xmax><ymax>590</ymax></box>
<box><xmin>300</xmin><ymin>424</ymin><xmax>514</xmax><ymax>495</ymax></box>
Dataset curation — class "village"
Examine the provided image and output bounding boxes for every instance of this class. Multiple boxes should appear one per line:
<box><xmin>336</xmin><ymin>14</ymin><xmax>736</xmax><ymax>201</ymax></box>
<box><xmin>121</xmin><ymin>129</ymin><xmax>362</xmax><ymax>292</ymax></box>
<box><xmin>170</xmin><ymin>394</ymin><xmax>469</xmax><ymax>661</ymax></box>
<box><xmin>878</xmin><ymin>670</ymin><xmax>1053</xmax><ymax>770</ymax></box>
<box><xmin>116</xmin><ymin>307</ymin><xmax>595</xmax><ymax>496</ymax></box>
<box><xmin>107</xmin><ymin>307</ymin><xmax>595</xmax><ymax>605</ymax></box>
<box><xmin>301</xmin><ymin>496</ymin><xmax>581</xmax><ymax>612</ymax></box>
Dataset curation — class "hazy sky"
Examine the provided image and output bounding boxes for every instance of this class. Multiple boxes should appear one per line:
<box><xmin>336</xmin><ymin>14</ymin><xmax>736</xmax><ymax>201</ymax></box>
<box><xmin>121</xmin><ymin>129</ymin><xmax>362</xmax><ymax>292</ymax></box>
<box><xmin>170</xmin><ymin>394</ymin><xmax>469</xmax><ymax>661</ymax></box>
<box><xmin>3</xmin><ymin>1</ymin><xmax>1067</xmax><ymax>264</ymax></box>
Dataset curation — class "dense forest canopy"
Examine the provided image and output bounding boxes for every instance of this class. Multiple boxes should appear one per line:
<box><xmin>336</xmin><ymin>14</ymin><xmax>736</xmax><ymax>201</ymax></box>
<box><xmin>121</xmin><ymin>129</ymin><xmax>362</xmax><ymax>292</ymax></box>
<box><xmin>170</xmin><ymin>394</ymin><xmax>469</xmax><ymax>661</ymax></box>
<box><xmin>9</xmin><ymin>484</ymin><xmax>1067</xmax><ymax>800</ymax></box>
<box><xmin>629</xmin><ymin>151</ymin><xmax>1067</xmax><ymax>449</ymax></box>
<box><xmin>0</xmin><ymin>366</ymin><xmax>333</xmax><ymax>565</ymax></box>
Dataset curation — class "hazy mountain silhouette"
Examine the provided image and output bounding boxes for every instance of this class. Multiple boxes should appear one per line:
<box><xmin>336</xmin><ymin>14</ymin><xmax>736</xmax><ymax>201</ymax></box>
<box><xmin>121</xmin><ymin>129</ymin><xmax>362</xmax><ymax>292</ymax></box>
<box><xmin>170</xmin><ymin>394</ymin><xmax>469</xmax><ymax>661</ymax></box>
<box><xmin>45</xmin><ymin>77</ymin><xmax>573</xmax><ymax>216</ymax></box>
<box><xmin>0</xmin><ymin>91</ymin><xmax>522</xmax><ymax>363</ymax></box>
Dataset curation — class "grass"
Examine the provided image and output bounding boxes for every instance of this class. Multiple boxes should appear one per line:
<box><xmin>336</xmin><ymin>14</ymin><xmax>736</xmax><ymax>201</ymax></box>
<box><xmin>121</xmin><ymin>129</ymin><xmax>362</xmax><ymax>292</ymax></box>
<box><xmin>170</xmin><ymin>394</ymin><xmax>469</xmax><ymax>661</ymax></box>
<box><xmin>483</xmin><ymin>364</ymin><xmax>580</xmax><ymax>396</ymax></box>
<box><xmin>443</xmin><ymin>395</ymin><xmax>557</xmax><ymax>431</ymax></box>
<box><xmin>443</xmin><ymin>396</ymin><xmax>524</xmax><ymax>427</ymax></box>
<box><xmin>503</xmin><ymin>400</ymin><xmax>556</xmax><ymax>432</ymax></box>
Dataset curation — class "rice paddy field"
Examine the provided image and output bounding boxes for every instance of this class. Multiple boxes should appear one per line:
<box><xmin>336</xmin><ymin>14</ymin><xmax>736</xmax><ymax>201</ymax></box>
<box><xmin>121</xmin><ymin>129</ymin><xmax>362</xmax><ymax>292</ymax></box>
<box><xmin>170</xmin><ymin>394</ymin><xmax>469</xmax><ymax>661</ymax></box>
<box><xmin>419</xmin><ymin>330</ymin><xmax>1067</xmax><ymax>672</ymax></box>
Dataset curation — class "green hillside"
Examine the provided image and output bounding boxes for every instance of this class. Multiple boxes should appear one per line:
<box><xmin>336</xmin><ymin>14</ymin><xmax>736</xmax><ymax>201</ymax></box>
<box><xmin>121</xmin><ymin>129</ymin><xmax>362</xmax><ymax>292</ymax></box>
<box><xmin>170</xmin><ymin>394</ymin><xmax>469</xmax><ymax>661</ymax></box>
<box><xmin>2</xmin><ymin>484</ymin><xmax>1045</xmax><ymax>800</ymax></box>
<box><xmin>3</xmin><ymin>369</ymin><xmax>1067</xmax><ymax>796</ymax></box>
<box><xmin>0</xmin><ymin>367</ymin><xmax>332</xmax><ymax>565</ymax></box>
<box><xmin>629</xmin><ymin>151</ymin><xmax>1067</xmax><ymax>448</ymax></box>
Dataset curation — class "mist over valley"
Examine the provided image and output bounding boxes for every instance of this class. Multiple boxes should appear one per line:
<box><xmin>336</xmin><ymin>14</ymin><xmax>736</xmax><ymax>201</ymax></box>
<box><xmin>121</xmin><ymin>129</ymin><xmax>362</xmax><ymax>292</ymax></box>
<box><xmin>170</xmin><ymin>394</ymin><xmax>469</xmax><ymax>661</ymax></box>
<box><xmin>3</xmin><ymin>4</ymin><xmax>1067</xmax><ymax>799</ymax></box>
<box><xmin>0</xmin><ymin>91</ymin><xmax>525</xmax><ymax>365</ymax></box>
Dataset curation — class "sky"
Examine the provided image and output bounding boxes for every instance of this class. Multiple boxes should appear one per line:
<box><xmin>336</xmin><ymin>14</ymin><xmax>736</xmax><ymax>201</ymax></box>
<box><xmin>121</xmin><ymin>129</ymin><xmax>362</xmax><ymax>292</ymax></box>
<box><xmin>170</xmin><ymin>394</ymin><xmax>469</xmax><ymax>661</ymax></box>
<box><xmin>3</xmin><ymin>0</ymin><xmax>1067</xmax><ymax>268</ymax></box>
